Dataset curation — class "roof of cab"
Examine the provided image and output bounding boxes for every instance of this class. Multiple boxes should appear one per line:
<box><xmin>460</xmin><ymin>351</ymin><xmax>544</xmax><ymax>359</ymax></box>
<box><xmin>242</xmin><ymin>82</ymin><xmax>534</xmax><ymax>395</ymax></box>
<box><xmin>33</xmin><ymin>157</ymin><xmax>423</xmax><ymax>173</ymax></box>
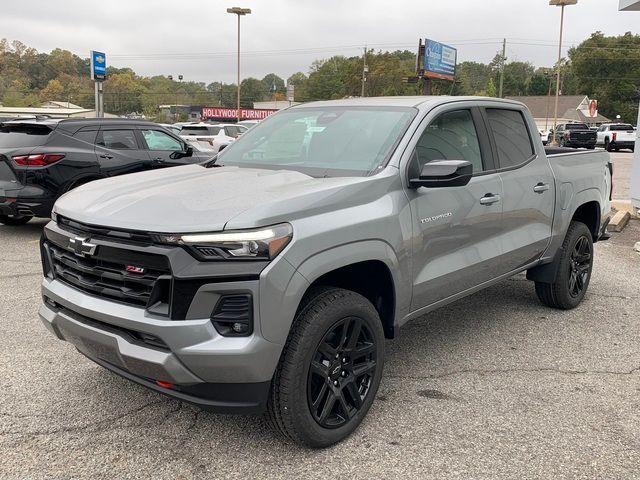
<box><xmin>290</xmin><ymin>95</ymin><xmax>526</xmax><ymax>110</ymax></box>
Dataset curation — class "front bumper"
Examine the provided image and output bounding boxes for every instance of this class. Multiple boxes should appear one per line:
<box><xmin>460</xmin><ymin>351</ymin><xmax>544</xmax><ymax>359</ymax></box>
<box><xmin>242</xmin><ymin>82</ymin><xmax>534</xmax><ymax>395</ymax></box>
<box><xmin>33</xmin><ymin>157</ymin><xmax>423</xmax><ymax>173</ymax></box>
<box><xmin>40</xmin><ymin>277</ymin><xmax>282</xmax><ymax>413</ymax></box>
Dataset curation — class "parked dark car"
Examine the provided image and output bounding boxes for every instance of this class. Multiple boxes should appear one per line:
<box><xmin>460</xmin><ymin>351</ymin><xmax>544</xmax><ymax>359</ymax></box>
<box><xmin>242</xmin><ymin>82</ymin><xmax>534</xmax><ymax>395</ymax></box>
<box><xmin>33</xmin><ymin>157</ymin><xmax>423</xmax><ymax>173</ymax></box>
<box><xmin>0</xmin><ymin>118</ymin><xmax>212</xmax><ymax>225</ymax></box>
<box><xmin>552</xmin><ymin>123</ymin><xmax>597</xmax><ymax>149</ymax></box>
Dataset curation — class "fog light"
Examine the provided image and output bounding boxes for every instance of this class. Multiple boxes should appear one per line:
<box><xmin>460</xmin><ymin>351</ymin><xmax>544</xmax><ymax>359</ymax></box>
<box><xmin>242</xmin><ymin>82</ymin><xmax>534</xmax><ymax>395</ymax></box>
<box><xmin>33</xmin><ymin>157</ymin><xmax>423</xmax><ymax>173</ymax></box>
<box><xmin>232</xmin><ymin>322</ymin><xmax>249</xmax><ymax>334</ymax></box>
<box><xmin>210</xmin><ymin>294</ymin><xmax>253</xmax><ymax>337</ymax></box>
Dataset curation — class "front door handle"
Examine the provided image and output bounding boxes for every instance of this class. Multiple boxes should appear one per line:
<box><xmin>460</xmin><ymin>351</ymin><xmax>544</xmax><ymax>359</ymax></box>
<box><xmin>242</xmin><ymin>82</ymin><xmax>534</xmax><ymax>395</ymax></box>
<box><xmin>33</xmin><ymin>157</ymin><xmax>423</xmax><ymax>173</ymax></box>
<box><xmin>99</xmin><ymin>154</ymin><xmax>113</xmax><ymax>159</ymax></box>
<box><xmin>533</xmin><ymin>183</ymin><xmax>550</xmax><ymax>193</ymax></box>
<box><xmin>480</xmin><ymin>194</ymin><xmax>501</xmax><ymax>205</ymax></box>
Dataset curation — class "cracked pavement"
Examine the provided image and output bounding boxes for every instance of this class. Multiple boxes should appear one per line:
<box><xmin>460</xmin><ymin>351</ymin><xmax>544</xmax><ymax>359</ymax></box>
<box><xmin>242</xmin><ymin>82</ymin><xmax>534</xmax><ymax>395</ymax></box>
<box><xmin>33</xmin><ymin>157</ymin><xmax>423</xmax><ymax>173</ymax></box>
<box><xmin>1</xmin><ymin>218</ymin><xmax>639</xmax><ymax>480</ymax></box>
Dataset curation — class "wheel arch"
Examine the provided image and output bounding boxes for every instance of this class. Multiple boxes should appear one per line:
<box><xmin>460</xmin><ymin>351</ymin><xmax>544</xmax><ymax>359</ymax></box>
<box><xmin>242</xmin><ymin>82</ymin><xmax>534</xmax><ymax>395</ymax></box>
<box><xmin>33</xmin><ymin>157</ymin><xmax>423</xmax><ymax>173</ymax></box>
<box><xmin>295</xmin><ymin>241</ymin><xmax>402</xmax><ymax>339</ymax></box>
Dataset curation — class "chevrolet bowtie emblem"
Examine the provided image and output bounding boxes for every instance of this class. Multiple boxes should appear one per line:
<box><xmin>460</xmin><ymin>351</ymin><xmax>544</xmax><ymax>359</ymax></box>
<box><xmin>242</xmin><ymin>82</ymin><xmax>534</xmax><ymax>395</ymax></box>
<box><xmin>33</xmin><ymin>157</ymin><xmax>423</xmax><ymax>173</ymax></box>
<box><xmin>68</xmin><ymin>236</ymin><xmax>97</xmax><ymax>257</ymax></box>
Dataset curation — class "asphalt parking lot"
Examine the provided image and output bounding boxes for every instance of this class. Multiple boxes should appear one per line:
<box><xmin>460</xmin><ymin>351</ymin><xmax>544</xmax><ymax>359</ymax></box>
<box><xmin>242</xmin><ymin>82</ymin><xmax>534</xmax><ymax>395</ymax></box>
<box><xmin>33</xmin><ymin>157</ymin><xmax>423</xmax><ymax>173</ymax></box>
<box><xmin>1</xmin><ymin>155</ymin><xmax>639</xmax><ymax>479</ymax></box>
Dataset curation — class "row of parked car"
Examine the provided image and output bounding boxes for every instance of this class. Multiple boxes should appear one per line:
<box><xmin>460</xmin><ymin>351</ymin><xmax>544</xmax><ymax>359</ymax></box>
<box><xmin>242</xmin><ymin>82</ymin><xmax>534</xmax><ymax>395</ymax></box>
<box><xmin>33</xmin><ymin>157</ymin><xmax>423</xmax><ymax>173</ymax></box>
<box><xmin>539</xmin><ymin>122</ymin><xmax>636</xmax><ymax>151</ymax></box>
<box><xmin>0</xmin><ymin>117</ymin><xmax>260</xmax><ymax>225</ymax></box>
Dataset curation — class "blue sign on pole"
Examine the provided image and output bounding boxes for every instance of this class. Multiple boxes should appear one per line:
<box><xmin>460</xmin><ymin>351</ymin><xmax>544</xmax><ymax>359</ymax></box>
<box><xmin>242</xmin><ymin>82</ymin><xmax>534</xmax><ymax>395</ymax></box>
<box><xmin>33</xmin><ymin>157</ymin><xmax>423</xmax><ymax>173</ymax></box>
<box><xmin>90</xmin><ymin>51</ymin><xmax>107</xmax><ymax>81</ymax></box>
<box><xmin>424</xmin><ymin>39</ymin><xmax>457</xmax><ymax>80</ymax></box>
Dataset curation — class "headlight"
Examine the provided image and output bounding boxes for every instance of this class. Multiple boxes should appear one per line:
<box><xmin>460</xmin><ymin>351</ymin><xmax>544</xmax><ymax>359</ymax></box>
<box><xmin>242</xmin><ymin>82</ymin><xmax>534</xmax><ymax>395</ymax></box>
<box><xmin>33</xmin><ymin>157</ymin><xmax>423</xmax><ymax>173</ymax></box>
<box><xmin>154</xmin><ymin>223</ymin><xmax>293</xmax><ymax>261</ymax></box>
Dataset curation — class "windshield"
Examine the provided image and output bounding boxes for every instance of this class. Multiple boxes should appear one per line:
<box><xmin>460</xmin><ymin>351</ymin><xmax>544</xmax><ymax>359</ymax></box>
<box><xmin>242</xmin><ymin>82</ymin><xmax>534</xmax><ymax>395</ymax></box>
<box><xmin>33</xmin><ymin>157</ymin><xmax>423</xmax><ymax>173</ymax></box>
<box><xmin>215</xmin><ymin>106</ymin><xmax>416</xmax><ymax>177</ymax></box>
<box><xmin>565</xmin><ymin>124</ymin><xmax>589</xmax><ymax>130</ymax></box>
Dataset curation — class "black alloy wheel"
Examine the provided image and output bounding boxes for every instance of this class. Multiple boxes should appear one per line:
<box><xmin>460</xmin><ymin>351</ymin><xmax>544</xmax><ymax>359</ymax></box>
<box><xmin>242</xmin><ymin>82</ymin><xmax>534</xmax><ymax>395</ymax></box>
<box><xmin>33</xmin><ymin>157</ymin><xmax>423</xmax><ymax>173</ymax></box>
<box><xmin>568</xmin><ymin>235</ymin><xmax>592</xmax><ymax>298</ymax></box>
<box><xmin>307</xmin><ymin>316</ymin><xmax>377</xmax><ymax>429</ymax></box>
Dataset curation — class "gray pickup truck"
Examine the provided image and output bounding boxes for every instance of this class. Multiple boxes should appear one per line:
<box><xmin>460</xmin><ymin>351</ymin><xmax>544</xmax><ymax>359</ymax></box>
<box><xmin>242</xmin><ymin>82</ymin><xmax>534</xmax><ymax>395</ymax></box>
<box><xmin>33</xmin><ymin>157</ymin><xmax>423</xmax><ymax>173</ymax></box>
<box><xmin>39</xmin><ymin>97</ymin><xmax>611</xmax><ymax>448</ymax></box>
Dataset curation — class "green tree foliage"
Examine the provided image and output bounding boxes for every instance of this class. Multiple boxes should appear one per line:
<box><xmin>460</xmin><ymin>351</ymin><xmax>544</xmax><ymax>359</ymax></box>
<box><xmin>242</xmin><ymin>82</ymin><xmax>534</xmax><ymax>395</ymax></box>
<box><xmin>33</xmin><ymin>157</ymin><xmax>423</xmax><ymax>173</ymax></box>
<box><xmin>569</xmin><ymin>31</ymin><xmax>640</xmax><ymax>122</ymax></box>
<box><xmin>1</xmin><ymin>35</ymin><xmax>638</xmax><ymax>123</ymax></box>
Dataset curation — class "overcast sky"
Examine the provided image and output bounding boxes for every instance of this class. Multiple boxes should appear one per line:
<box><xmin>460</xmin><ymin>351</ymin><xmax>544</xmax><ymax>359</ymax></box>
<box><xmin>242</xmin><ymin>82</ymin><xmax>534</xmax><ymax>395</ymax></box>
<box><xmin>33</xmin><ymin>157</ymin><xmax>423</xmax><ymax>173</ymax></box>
<box><xmin>1</xmin><ymin>0</ymin><xmax>638</xmax><ymax>84</ymax></box>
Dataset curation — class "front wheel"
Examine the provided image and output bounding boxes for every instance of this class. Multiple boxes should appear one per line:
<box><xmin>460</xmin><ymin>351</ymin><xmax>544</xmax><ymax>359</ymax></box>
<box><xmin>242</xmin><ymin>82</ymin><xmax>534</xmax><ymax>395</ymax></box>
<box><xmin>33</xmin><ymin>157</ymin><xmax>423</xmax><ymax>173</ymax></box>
<box><xmin>0</xmin><ymin>214</ymin><xmax>32</xmax><ymax>226</ymax></box>
<box><xmin>535</xmin><ymin>221</ymin><xmax>593</xmax><ymax>309</ymax></box>
<box><xmin>265</xmin><ymin>287</ymin><xmax>385</xmax><ymax>448</ymax></box>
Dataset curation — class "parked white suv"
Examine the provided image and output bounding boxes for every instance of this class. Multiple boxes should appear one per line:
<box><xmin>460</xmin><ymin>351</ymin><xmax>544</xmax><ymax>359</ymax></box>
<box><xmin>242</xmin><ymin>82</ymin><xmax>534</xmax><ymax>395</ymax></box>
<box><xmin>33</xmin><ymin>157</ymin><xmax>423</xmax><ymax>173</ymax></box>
<box><xmin>180</xmin><ymin>123</ymin><xmax>248</xmax><ymax>153</ymax></box>
<box><xmin>596</xmin><ymin>123</ymin><xmax>636</xmax><ymax>152</ymax></box>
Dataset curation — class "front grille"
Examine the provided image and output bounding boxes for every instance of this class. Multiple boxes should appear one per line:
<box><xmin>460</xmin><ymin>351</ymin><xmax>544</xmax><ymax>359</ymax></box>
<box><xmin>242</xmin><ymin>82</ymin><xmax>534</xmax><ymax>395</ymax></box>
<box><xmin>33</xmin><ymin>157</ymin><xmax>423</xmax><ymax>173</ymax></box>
<box><xmin>46</xmin><ymin>242</ymin><xmax>170</xmax><ymax>309</ymax></box>
<box><xmin>57</xmin><ymin>216</ymin><xmax>155</xmax><ymax>245</ymax></box>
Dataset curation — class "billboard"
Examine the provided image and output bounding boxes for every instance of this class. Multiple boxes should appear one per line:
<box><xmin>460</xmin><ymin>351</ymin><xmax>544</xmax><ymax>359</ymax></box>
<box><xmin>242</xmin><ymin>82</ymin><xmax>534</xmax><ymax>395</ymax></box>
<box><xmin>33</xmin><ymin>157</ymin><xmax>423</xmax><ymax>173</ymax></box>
<box><xmin>423</xmin><ymin>39</ymin><xmax>457</xmax><ymax>81</ymax></box>
<box><xmin>201</xmin><ymin>107</ymin><xmax>278</xmax><ymax>120</ymax></box>
<box><xmin>90</xmin><ymin>51</ymin><xmax>107</xmax><ymax>81</ymax></box>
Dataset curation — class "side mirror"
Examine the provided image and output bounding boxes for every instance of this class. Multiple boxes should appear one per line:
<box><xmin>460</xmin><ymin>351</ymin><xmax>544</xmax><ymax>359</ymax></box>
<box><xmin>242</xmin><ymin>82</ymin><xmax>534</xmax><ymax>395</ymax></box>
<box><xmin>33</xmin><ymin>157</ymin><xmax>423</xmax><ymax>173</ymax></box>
<box><xmin>409</xmin><ymin>160</ymin><xmax>473</xmax><ymax>188</ymax></box>
<box><xmin>170</xmin><ymin>144</ymin><xmax>194</xmax><ymax>159</ymax></box>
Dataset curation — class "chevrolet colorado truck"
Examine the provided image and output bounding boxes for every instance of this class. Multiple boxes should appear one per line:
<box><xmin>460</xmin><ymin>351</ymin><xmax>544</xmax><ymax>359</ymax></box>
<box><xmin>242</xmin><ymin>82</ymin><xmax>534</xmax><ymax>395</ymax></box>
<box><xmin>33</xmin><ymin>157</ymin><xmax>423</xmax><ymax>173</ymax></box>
<box><xmin>39</xmin><ymin>97</ymin><xmax>611</xmax><ymax>448</ymax></box>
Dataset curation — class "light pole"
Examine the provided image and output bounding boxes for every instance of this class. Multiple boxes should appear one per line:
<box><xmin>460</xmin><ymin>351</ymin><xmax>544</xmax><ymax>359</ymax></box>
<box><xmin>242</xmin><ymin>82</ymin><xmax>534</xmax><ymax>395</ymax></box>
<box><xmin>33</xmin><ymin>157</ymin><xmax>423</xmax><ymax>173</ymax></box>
<box><xmin>227</xmin><ymin>7</ymin><xmax>251</xmax><ymax>123</ymax></box>
<box><xmin>549</xmin><ymin>0</ymin><xmax>577</xmax><ymax>146</ymax></box>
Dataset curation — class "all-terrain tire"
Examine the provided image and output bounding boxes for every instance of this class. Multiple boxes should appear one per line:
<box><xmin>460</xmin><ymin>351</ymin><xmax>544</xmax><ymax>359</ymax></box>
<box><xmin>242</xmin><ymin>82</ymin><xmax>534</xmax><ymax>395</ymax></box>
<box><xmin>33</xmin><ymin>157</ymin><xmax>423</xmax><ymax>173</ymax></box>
<box><xmin>535</xmin><ymin>221</ymin><xmax>593</xmax><ymax>310</ymax></box>
<box><xmin>265</xmin><ymin>287</ymin><xmax>385</xmax><ymax>448</ymax></box>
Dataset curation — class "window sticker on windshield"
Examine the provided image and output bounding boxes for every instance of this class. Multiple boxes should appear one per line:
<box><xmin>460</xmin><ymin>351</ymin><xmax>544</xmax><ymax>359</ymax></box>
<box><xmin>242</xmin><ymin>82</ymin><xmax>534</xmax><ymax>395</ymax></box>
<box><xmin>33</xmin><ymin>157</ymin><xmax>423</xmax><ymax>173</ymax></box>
<box><xmin>307</xmin><ymin>127</ymin><xmax>326</xmax><ymax>133</ymax></box>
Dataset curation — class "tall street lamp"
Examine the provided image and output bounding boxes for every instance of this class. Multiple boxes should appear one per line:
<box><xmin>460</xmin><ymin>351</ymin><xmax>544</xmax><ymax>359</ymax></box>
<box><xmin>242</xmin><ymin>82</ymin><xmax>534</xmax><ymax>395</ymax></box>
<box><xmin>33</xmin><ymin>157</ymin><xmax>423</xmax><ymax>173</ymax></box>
<box><xmin>549</xmin><ymin>0</ymin><xmax>577</xmax><ymax>146</ymax></box>
<box><xmin>227</xmin><ymin>7</ymin><xmax>251</xmax><ymax>123</ymax></box>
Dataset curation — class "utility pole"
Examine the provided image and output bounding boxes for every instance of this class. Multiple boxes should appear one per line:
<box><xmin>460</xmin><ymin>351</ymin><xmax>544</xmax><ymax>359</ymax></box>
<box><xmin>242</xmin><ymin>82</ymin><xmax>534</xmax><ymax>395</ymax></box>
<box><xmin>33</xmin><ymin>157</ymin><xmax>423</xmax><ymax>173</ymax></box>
<box><xmin>549</xmin><ymin>0</ymin><xmax>577</xmax><ymax>145</ymax></box>
<box><xmin>361</xmin><ymin>46</ymin><xmax>368</xmax><ymax>97</ymax></box>
<box><xmin>227</xmin><ymin>7</ymin><xmax>251</xmax><ymax>122</ymax></box>
<box><xmin>498</xmin><ymin>38</ymin><xmax>506</xmax><ymax>98</ymax></box>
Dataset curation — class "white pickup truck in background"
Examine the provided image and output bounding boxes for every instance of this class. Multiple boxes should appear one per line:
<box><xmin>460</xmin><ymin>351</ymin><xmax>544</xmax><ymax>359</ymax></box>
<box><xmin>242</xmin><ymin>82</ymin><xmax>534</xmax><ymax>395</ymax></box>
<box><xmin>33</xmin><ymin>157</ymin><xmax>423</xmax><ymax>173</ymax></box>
<box><xmin>596</xmin><ymin>123</ymin><xmax>636</xmax><ymax>152</ymax></box>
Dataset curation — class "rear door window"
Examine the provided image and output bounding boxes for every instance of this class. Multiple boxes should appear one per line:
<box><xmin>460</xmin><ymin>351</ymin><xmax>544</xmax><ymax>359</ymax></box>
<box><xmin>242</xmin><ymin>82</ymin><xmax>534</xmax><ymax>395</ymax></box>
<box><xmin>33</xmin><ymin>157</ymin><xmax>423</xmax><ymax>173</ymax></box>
<box><xmin>96</xmin><ymin>130</ymin><xmax>139</xmax><ymax>150</ymax></box>
<box><xmin>485</xmin><ymin>109</ymin><xmax>534</xmax><ymax>169</ymax></box>
<box><xmin>0</xmin><ymin>124</ymin><xmax>53</xmax><ymax>148</ymax></box>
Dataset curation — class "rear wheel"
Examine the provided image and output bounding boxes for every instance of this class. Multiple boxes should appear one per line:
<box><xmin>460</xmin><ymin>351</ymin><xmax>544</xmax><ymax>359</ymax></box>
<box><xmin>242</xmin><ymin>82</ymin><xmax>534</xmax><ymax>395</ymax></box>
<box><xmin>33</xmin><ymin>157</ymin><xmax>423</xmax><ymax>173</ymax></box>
<box><xmin>535</xmin><ymin>221</ymin><xmax>593</xmax><ymax>310</ymax></box>
<box><xmin>0</xmin><ymin>214</ymin><xmax>32</xmax><ymax>226</ymax></box>
<box><xmin>604</xmin><ymin>138</ymin><xmax>612</xmax><ymax>152</ymax></box>
<box><xmin>265</xmin><ymin>287</ymin><xmax>385</xmax><ymax>448</ymax></box>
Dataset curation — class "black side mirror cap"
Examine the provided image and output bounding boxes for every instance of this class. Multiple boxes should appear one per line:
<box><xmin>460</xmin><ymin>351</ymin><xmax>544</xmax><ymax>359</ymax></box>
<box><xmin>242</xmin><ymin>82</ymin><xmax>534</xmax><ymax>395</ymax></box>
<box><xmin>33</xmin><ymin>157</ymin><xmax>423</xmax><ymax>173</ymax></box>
<box><xmin>170</xmin><ymin>145</ymin><xmax>194</xmax><ymax>159</ymax></box>
<box><xmin>409</xmin><ymin>160</ymin><xmax>473</xmax><ymax>188</ymax></box>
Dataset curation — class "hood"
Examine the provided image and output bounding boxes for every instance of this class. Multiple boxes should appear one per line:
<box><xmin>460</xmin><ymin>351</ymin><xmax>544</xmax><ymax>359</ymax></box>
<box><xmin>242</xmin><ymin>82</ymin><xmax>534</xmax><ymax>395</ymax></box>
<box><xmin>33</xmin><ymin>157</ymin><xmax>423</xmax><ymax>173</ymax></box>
<box><xmin>54</xmin><ymin>165</ymin><xmax>380</xmax><ymax>233</ymax></box>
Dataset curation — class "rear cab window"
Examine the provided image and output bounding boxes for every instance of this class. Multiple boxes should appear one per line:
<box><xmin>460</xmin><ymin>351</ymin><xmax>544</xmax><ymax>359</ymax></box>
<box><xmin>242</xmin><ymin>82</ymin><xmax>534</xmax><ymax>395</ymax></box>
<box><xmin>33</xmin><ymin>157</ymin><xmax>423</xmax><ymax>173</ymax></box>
<box><xmin>565</xmin><ymin>123</ymin><xmax>589</xmax><ymax>130</ymax></box>
<box><xmin>485</xmin><ymin>109</ymin><xmax>534</xmax><ymax>169</ymax></box>
<box><xmin>610</xmin><ymin>124</ymin><xmax>634</xmax><ymax>131</ymax></box>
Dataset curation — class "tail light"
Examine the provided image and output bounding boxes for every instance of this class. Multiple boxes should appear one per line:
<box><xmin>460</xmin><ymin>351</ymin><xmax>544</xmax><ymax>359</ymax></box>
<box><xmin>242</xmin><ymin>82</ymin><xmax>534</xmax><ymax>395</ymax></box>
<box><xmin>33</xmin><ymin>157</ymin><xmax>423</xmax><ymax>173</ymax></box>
<box><xmin>612</xmin><ymin>132</ymin><xmax>617</xmax><ymax>142</ymax></box>
<box><xmin>13</xmin><ymin>153</ymin><xmax>65</xmax><ymax>167</ymax></box>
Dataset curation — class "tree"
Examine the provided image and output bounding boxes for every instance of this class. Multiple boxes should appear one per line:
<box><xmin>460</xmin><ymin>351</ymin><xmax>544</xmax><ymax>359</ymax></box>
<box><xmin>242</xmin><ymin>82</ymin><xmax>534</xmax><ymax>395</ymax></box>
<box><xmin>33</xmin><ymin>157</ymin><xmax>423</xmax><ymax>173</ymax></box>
<box><xmin>569</xmin><ymin>31</ymin><xmax>640</xmax><ymax>122</ymax></box>
<box><xmin>39</xmin><ymin>79</ymin><xmax>64</xmax><ymax>101</ymax></box>
<box><xmin>240</xmin><ymin>77</ymin><xmax>268</xmax><ymax>107</ymax></box>
<box><xmin>261</xmin><ymin>73</ymin><xmax>285</xmax><ymax>96</ymax></box>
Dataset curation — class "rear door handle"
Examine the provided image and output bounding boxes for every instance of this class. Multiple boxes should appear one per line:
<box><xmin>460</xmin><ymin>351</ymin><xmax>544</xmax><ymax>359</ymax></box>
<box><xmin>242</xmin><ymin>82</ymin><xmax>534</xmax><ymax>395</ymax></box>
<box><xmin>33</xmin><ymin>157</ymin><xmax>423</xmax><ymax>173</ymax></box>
<box><xmin>99</xmin><ymin>154</ymin><xmax>113</xmax><ymax>159</ymax></box>
<box><xmin>480</xmin><ymin>194</ymin><xmax>501</xmax><ymax>205</ymax></box>
<box><xmin>533</xmin><ymin>183</ymin><xmax>550</xmax><ymax>193</ymax></box>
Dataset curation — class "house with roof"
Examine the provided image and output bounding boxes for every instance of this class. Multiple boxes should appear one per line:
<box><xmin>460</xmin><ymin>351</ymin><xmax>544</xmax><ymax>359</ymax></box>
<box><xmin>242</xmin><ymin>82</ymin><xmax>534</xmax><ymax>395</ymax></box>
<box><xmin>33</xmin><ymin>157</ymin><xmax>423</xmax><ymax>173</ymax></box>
<box><xmin>506</xmin><ymin>95</ymin><xmax>611</xmax><ymax>131</ymax></box>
